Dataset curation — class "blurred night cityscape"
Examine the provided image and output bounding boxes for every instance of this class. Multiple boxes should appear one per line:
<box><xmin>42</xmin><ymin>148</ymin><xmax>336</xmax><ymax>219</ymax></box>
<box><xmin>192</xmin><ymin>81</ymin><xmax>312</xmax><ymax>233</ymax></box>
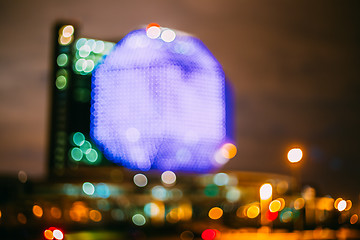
<box><xmin>0</xmin><ymin>1</ymin><xmax>360</xmax><ymax>240</ymax></box>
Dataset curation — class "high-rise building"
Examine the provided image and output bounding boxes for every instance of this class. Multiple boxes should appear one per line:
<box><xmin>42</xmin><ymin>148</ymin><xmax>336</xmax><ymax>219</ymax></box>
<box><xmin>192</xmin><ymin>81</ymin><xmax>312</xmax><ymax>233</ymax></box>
<box><xmin>48</xmin><ymin>22</ymin><xmax>117</xmax><ymax>179</ymax></box>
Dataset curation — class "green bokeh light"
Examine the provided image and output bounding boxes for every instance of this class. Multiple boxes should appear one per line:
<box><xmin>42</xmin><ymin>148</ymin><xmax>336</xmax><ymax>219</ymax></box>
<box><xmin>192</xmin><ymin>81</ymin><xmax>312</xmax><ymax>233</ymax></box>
<box><xmin>204</xmin><ymin>184</ymin><xmax>219</xmax><ymax>197</ymax></box>
<box><xmin>82</xmin><ymin>182</ymin><xmax>95</xmax><ymax>195</ymax></box>
<box><xmin>70</xmin><ymin>147</ymin><xmax>83</xmax><ymax>161</ymax></box>
<box><xmin>72</xmin><ymin>132</ymin><xmax>85</xmax><ymax>146</ymax></box>
<box><xmin>76</xmin><ymin>38</ymin><xmax>87</xmax><ymax>50</ymax></box>
<box><xmin>57</xmin><ymin>53</ymin><xmax>68</xmax><ymax>67</ymax></box>
<box><xmin>86</xmin><ymin>149</ymin><xmax>98</xmax><ymax>163</ymax></box>
<box><xmin>80</xmin><ymin>140</ymin><xmax>92</xmax><ymax>153</ymax></box>
<box><xmin>56</xmin><ymin>69</ymin><xmax>68</xmax><ymax>78</ymax></box>
<box><xmin>132</xmin><ymin>214</ymin><xmax>146</xmax><ymax>226</ymax></box>
<box><xmin>55</xmin><ymin>75</ymin><xmax>67</xmax><ymax>90</ymax></box>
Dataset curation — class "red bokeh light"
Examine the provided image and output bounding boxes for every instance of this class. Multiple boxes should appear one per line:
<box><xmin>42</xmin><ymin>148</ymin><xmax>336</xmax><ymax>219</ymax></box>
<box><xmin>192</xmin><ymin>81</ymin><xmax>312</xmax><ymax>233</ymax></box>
<box><xmin>146</xmin><ymin>23</ymin><xmax>160</xmax><ymax>30</ymax></box>
<box><xmin>266</xmin><ymin>210</ymin><xmax>279</xmax><ymax>221</ymax></box>
<box><xmin>201</xmin><ymin>229</ymin><xmax>218</xmax><ymax>240</ymax></box>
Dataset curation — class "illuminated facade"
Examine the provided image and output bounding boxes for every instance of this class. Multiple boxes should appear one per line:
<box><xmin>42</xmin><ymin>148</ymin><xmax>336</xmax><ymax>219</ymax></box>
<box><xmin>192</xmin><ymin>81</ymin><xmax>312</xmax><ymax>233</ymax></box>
<box><xmin>48</xmin><ymin>23</ymin><xmax>117</xmax><ymax>177</ymax></box>
<box><xmin>91</xmin><ymin>27</ymin><xmax>232</xmax><ymax>172</ymax></box>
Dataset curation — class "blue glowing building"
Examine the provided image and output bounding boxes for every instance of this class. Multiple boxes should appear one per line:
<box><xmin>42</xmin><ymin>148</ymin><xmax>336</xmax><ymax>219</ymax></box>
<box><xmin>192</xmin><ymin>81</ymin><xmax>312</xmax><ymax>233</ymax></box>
<box><xmin>91</xmin><ymin>26</ymin><xmax>233</xmax><ymax>173</ymax></box>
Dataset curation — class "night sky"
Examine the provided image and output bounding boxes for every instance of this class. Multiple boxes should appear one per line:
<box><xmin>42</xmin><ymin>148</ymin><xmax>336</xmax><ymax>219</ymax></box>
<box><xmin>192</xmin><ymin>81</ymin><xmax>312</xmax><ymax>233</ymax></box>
<box><xmin>0</xmin><ymin>1</ymin><xmax>359</xmax><ymax>199</ymax></box>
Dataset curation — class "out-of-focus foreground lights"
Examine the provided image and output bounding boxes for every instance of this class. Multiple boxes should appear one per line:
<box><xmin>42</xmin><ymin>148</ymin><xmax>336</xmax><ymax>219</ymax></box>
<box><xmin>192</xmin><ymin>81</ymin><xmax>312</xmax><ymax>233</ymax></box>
<box><xmin>221</xmin><ymin>143</ymin><xmax>237</xmax><ymax>159</ymax></box>
<box><xmin>133</xmin><ymin>173</ymin><xmax>148</xmax><ymax>187</ymax></box>
<box><xmin>161</xmin><ymin>171</ymin><xmax>176</xmax><ymax>185</ymax></box>
<box><xmin>18</xmin><ymin>170</ymin><xmax>27</xmax><ymax>183</ymax></box>
<box><xmin>350</xmin><ymin>214</ymin><xmax>358</xmax><ymax>224</ymax></box>
<box><xmin>294</xmin><ymin>198</ymin><xmax>305</xmax><ymax>210</ymax></box>
<box><xmin>180</xmin><ymin>230</ymin><xmax>194</xmax><ymax>240</ymax></box>
<box><xmin>246</xmin><ymin>205</ymin><xmax>260</xmax><ymax>219</ymax></box>
<box><xmin>334</xmin><ymin>198</ymin><xmax>352</xmax><ymax>212</ymax></box>
<box><xmin>132</xmin><ymin>213</ymin><xmax>146</xmax><ymax>226</ymax></box>
<box><xmin>144</xmin><ymin>202</ymin><xmax>160</xmax><ymax>217</ymax></box>
<box><xmin>287</xmin><ymin>148</ymin><xmax>303</xmax><ymax>163</ymax></box>
<box><xmin>53</xmin><ymin>229</ymin><xmax>64</xmax><ymax>240</ymax></box>
<box><xmin>32</xmin><ymin>204</ymin><xmax>43</xmax><ymax>218</ymax></box>
<box><xmin>208</xmin><ymin>207</ymin><xmax>223</xmax><ymax>220</ymax></box>
<box><xmin>151</xmin><ymin>186</ymin><xmax>168</xmax><ymax>200</ymax></box>
<box><xmin>58</xmin><ymin>25</ymin><xmax>74</xmax><ymax>45</ymax></box>
<box><xmin>266</xmin><ymin>210</ymin><xmax>278</xmax><ymax>221</ymax></box>
<box><xmin>82</xmin><ymin>182</ymin><xmax>95</xmax><ymax>195</ymax></box>
<box><xmin>201</xmin><ymin>229</ymin><xmax>219</xmax><ymax>240</ymax></box>
<box><xmin>317</xmin><ymin>197</ymin><xmax>334</xmax><ymax>211</ymax></box>
<box><xmin>17</xmin><ymin>213</ymin><xmax>27</xmax><ymax>224</ymax></box>
<box><xmin>44</xmin><ymin>228</ymin><xmax>64</xmax><ymax>240</ymax></box>
<box><xmin>44</xmin><ymin>229</ymin><xmax>53</xmax><ymax>240</ymax></box>
<box><xmin>345</xmin><ymin>200</ymin><xmax>352</xmax><ymax>211</ymax></box>
<box><xmin>260</xmin><ymin>183</ymin><xmax>272</xmax><ymax>200</ymax></box>
<box><xmin>269</xmin><ymin>200</ymin><xmax>281</xmax><ymax>212</ymax></box>
<box><xmin>50</xmin><ymin>207</ymin><xmax>62</xmax><ymax>219</ymax></box>
<box><xmin>337</xmin><ymin>200</ymin><xmax>347</xmax><ymax>211</ymax></box>
<box><xmin>89</xmin><ymin>209</ymin><xmax>102</xmax><ymax>222</ymax></box>
<box><xmin>280</xmin><ymin>209</ymin><xmax>293</xmax><ymax>223</ymax></box>
<box><xmin>61</xmin><ymin>25</ymin><xmax>74</xmax><ymax>37</ymax></box>
<box><xmin>226</xmin><ymin>187</ymin><xmax>241</xmax><ymax>202</ymax></box>
<box><xmin>213</xmin><ymin>172</ymin><xmax>229</xmax><ymax>186</ymax></box>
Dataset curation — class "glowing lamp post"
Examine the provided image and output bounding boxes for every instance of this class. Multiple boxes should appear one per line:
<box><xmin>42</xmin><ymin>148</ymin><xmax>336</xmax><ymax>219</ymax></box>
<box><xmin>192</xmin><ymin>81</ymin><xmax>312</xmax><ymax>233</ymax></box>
<box><xmin>287</xmin><ymin>147</ymin><xmax>303</xmax><ymax>193</ymax></box>
<box><xmin>287</xmin><ymin>147</ymin><xmax>304</xmax><ymax>229</ymax></box>
<box><xmin>260</xmin><ymin>183</ymin><xmax>272</xmax><ymax>226</ymax></box>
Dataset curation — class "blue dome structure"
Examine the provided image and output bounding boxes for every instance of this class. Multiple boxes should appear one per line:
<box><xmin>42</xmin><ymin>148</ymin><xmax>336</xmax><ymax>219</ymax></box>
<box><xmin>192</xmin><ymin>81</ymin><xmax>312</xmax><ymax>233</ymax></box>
<box><xmin>90</xmin><ymin>26</ymin><xmax>233</xmax><ymax>172</ymax></box>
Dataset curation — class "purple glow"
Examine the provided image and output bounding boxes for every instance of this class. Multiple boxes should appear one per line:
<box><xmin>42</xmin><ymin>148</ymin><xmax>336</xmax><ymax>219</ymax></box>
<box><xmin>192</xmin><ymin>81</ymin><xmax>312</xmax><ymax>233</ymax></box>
<box><xmin>91</xmin><ymin>27</ymin><xmax>229</xmax><ymax>172</ymax></box>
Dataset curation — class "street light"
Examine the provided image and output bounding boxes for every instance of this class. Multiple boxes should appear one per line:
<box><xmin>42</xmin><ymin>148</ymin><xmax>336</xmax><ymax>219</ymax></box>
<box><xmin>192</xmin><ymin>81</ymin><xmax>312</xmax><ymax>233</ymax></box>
<box><xmin>287</xmin><ymin>147</ymin><xmax>303</xmax><ymax>191</ymax></box>
<box><xmin>287</xmin><ymin>148</ymin><xmax>303</xmax><ymax>163</ymax></box>
<box><xmin>287</xmin><ymin>147</ymin><xmax>304</xmax><ymax>229</ymax></box>
<box><xmin>260</xmin><ymin>183</ymin><xmax>272</xmax><ymax>226</ymax></box>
